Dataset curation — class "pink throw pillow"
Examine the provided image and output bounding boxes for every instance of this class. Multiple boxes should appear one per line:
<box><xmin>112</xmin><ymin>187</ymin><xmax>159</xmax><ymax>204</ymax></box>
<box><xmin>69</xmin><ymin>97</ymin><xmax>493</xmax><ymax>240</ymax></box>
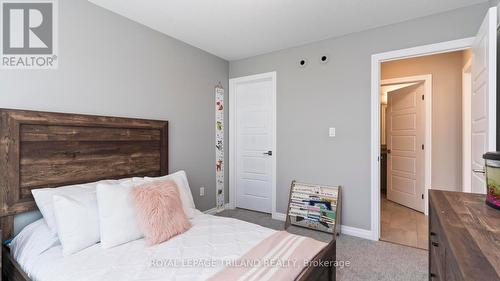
<box><xmin>132</xmin><ymin>180</ymin><xmax>191</xmax><ymax>245</ymax></box>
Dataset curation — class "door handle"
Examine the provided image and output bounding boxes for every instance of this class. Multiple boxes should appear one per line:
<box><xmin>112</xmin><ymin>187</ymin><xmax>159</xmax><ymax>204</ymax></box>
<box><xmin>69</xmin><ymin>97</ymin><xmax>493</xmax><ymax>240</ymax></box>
<box><xmin>387</xmin><ymin>149</ymin><xmax>391</xmax><ymax>154</ymax></box>
<box><xmin>263</xmin><ymin>151</ymin><xmax>272</xmax><ymax>156</ymax></box>
<box><xmin>473</xmin><ymin>169</ymin><xmax>485</xmax><ymax>174</ymax></box>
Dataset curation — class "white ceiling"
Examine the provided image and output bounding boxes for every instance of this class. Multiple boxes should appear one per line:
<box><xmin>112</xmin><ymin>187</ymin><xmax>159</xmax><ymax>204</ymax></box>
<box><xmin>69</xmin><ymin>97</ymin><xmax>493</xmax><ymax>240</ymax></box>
<box><xmin>380</xmin><ymin>83</ymin><xmax>419</xmax><ymax>104</ymax></box>
<box><xmin>88</xmin><ymin>0</ymin><xmax>488</xmax><ymax>61</ymax></box>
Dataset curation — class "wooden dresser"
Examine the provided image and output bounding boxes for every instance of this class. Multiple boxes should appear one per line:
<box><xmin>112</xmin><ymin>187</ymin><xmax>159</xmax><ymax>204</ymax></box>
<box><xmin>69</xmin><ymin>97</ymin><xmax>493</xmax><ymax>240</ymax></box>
<box><xmin>0</xmin><ymin>229</ymin><xmax>2</xmax><ymax>281</ymax></box>
<box><xmin>429</xmin><ymin>190</ymin><xmax>500</xmax><ymax>281</ymax></box>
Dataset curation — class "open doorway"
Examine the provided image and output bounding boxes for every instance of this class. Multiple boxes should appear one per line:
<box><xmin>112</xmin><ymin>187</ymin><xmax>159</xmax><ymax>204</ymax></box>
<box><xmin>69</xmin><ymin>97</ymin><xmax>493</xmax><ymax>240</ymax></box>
<box><xmin>372</xmin><ymin>6</ymin><xmax>497</xmax><ymax>244</ymax></box>
<box><xmin>379</xmin><ymin>50</ymin><xmax>470</xmax><ymax>249</ymax></box>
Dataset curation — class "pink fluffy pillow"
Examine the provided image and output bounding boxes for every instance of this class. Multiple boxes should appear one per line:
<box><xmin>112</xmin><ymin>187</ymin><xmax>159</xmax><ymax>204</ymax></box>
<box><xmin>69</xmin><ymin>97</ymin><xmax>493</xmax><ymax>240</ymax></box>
<box><xmin>132</xmin><ymin>180</ymin><xmax>191</xmax><ymax>245</ymax></box>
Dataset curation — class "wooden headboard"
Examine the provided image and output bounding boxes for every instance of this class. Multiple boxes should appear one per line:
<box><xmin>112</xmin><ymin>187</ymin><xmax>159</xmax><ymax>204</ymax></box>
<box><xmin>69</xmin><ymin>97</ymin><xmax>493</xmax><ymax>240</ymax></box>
<box><xmin>0</xmin><ymin>108</ymin><xmax>168</xmax><ymax>237</ymax></box>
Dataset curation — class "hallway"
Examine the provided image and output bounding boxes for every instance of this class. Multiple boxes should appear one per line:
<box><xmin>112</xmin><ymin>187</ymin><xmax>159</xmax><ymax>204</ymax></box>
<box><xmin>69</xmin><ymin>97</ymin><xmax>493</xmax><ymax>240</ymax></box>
<box><xmin>380</xmin><ymin>196</ymin><xmax>428</xmax><ymax>250</ymax></box>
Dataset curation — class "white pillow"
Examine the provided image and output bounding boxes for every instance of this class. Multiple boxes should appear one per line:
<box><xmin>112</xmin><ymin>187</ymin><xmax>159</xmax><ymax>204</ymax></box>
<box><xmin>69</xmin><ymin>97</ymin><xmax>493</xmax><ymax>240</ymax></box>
<box><xmin>10</xmin><ymin>219</ymin><xmax>60</xmax><ymax>266</ymax></box>
<box><xmin>96</xmin><ymin>181</ymin><xmax>143</xmax><ymax>248</ymax></box>
<box><xmin>143</xmin><ymin>170</ymin><xmax>196</xmax><ymax>218</ymax></box>
<box><xmin>52</xmin><ymin>194</ymin><xmax>100</xmax><ymax>255</ymax></box>
<box><xmin>31</xmin><ymin>178</ymin><xmax>132</xmax><ymax>235</ymax></box>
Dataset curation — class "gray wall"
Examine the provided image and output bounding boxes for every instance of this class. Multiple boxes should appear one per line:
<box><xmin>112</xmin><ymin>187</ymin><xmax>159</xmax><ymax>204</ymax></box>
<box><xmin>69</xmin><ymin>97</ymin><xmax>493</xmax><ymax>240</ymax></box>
<box><xmin>0</xmin><ymin>0</ymin><xmax>229</xmax><ymax>218</ymax></box>
<box><xmin>229</xmin><ymin>4</ymin><xmax>489</xmax><ymax>230</ymax></box>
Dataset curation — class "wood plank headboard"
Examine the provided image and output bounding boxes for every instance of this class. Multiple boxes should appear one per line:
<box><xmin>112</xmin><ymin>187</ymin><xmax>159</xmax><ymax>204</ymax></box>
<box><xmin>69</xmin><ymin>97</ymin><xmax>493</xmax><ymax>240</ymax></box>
<box><xmin>0</xmin><ymin>109</ymin><xmax>168</xmax><ymax>226</ymax></box>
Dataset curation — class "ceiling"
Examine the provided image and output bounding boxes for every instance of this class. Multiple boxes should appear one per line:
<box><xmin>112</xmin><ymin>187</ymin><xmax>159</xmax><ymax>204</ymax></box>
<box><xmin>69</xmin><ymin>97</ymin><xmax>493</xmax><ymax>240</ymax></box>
<box><xmin>88</xmin><ymin>0</ymin><xmax>488</xmax><ymax>61</ymax></box>
<box><xmin>380</xmin><ymin>83</ymin><xmax>419</xmax><ymax>104</ymax></box>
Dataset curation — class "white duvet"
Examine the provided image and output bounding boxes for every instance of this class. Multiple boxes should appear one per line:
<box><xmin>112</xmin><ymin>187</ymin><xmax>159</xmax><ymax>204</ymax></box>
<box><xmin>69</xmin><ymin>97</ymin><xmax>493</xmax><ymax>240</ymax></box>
<box><xmin>15</xmin><ymin>211</ymin><xmax>275</xmax><ymax>281</ymax></box>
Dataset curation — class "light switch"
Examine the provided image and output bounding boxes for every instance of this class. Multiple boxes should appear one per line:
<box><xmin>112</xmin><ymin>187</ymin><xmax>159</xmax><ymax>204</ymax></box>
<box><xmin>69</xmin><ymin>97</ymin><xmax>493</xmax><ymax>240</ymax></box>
<box><xmin>329</xmin><ymin>127</ymin><xmax>336</xmax><ymax>137</ymax></box>
<box><xmin>200</xmin><ymin>187</ymin><xmax>205</xmax><ymax>196</ymax></box>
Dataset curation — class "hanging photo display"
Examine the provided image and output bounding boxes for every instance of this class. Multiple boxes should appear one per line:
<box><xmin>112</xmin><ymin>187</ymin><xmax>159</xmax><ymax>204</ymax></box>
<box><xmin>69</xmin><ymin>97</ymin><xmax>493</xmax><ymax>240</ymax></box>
<box><xmin>215</xmin><ymin>84</ymin><xmax>225</xmax><ymax>211</ymax></box>
<box><xmin>287</xmin><ymin>181</ymin><xmax>341</xmax><ymax>234</ymax></box>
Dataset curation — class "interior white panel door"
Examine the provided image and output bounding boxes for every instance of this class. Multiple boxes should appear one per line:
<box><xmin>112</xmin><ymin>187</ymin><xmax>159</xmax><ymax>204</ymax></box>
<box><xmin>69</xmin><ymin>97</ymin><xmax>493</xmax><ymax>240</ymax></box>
<box><xmin>387</xmin><ymin>83</ymin><xmax>425</xmax><ymax>212</ymax></box>
<box><xmin>471</xmin><ymin>7</ymin><xmax>497</xmax><ymax>194</ymax></box>
<box><xmin>234</xmin><ymin>77</ymin><xmax>274</xmax><ymax>213</ymax></box>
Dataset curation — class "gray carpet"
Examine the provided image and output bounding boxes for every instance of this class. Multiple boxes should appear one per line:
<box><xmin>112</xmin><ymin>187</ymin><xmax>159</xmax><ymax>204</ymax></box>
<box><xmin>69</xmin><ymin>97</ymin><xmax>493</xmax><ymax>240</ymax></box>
<box><xmin>216</xmin><ymin>208</ymin><xmax>427</xmax><ymax>281</ymax></box>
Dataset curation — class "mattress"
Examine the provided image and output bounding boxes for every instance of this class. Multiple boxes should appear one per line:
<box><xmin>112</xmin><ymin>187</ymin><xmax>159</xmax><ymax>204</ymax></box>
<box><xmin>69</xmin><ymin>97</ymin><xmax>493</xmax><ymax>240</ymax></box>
<box><xmin>18</xmin><ymin>212</ymin><xmax>276</xmax><ymax>281</ymax></box>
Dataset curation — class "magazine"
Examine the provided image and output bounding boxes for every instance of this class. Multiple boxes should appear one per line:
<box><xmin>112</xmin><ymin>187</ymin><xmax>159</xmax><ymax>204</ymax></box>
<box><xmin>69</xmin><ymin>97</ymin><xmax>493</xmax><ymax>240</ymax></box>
<box><xmin>287</xmin><ymin>182</ymin><xmax>340</xmax><ymax>233</ymax></box>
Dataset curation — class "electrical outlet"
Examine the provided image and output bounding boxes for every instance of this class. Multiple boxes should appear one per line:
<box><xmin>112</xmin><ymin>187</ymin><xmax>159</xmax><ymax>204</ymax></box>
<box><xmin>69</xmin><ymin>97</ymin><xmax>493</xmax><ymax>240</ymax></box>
<box><xmin>200</xmin><ymin>187</ymin><xmax>205</xmax><ymax>196</ymax></box>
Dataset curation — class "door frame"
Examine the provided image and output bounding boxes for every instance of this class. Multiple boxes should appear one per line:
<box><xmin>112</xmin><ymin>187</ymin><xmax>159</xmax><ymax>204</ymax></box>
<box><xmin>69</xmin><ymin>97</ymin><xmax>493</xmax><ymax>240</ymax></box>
<box><xmin>462</xmin><ymin>58</ymin><xmax>472</xmax><ymax>193</ymax></box>
<box><xmin>382</xmin><ymin>74</ymin><xmax>432</xmax><ymax>213</ymax></box>
<box><xmin>228</xmin><ymin>71</ymin><xmax>277</xmax><ymax>217</ymax></box>
<box><xmin>370</xmin><ymin>38</ymin><xmax>474</xmax><ymax>241</ymax></box>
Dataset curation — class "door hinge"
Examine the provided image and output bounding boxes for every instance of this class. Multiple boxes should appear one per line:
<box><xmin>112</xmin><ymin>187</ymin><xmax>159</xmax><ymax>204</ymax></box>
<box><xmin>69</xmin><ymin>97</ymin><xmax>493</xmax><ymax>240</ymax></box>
<box><xmin>421</xmin><ymin>144</ymin><xmax>424</xmax><ymax>150</ymax></box>
<box><xmin>422</xmin><ymin>95</ymin><xmax>424</xmax><ymax>101</ymax></box>
<box><xmin>421</xmin><ymin>194</ymin><xmax>424</xmax><ymax>199</ymax></box>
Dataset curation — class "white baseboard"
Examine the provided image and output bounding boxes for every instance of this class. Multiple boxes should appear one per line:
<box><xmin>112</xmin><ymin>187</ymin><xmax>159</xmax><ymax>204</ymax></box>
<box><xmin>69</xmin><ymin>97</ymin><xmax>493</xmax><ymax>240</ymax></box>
<box><xmin>203</xmin><ymin>203</ymin><xmax>233</xmax><ymax>215</ymax></box>
<box><xmin>203</xmin><ymin>207</ymin><xmax>217</xmax><ymax>215</ymax></box>
<box><xmin>340</xmin><ymin>225</ymin><xmax>374</xmax><ymax>240</ymax></box>
<box><xmin>272</xmin><ymin>212</ymin><xmax>286</xmax><ymax>221</ymax></box>
<box><xmin>271</xmin><ymin>212</ymin><xmax>374</xmax><ymax>241</ymax></box>
<box><xmin>206</xmin><ymin>209</ymin><xmax>375</xmax><ymax>241</ymax></box>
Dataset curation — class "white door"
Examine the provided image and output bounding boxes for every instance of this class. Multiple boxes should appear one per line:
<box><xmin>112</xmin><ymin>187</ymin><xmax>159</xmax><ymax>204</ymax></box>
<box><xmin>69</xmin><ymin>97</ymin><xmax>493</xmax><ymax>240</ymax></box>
<box><xmin>471</xmin><ymin>7</ymin><xmax>497</xmax><ymax>194</ymax></box>
<box><xmin>230</xmin><ymin>73</ymin><xmax>276</xmax><ymax>213</ymax></box>
<box><xmin>387</xmin><ymin>83</ymin><xmax>425</xmax><ymax>212</ymax></box>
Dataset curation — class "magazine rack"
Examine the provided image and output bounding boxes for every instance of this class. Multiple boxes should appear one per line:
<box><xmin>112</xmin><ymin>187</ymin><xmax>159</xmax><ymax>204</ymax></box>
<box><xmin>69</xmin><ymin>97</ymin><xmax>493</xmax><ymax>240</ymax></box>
<box><xmin>284</xmin><ymin>181</ymin><xmax>341</xmax><ymax>235</ymax></box>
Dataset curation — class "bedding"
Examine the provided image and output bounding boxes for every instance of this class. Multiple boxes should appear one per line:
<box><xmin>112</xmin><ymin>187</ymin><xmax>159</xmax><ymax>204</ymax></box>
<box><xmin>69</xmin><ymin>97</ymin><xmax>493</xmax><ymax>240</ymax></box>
<box><xmin>208</xmin><ymin>231</ymin><xmax>327</xmax><ymax>281</ymax></box>
<box><xmin>143</xmin><ymin>171</ymin><xmax>197</xmax><ymax>219</ymax></box>
<box><xmin>96</xmin><ymin>180</ymin><xmax>144</xmax><ymax>248</ymax></box>
<box><xmin>32</xmin><ymin>171</ymin><xmax>195</xmax><ymax>238</ymax></box>
<box><xmin>14</xmin><ymin>212</ymin><xmax>276</xmax><ymax>281</ymax></box>
<box><xmin>31</xmin><ymin>178</ymin><xmax>132</xmax><ymax>235</ymax></box>
<box><xmin>53</xmin><ymin>194</ymin><xmax>101</xmax><ymax>255</ymax></box>
<box><xmin>132</xmin><ymin>180</ymin><xmax>191</xmax><ymax>245</ymax></box>
<box><xmin>10</xmin><ymin>219</ymin><xmax>60</xmax><ymax>267</ymax></box>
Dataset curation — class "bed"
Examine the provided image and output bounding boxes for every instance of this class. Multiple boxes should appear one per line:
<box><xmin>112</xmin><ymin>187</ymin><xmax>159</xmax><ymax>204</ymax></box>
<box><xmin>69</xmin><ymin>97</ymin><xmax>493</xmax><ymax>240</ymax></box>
<box><xmin>0</xmin><ymin>108</ymin><xmax>336</xmax><ymax>281</ymax></box>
